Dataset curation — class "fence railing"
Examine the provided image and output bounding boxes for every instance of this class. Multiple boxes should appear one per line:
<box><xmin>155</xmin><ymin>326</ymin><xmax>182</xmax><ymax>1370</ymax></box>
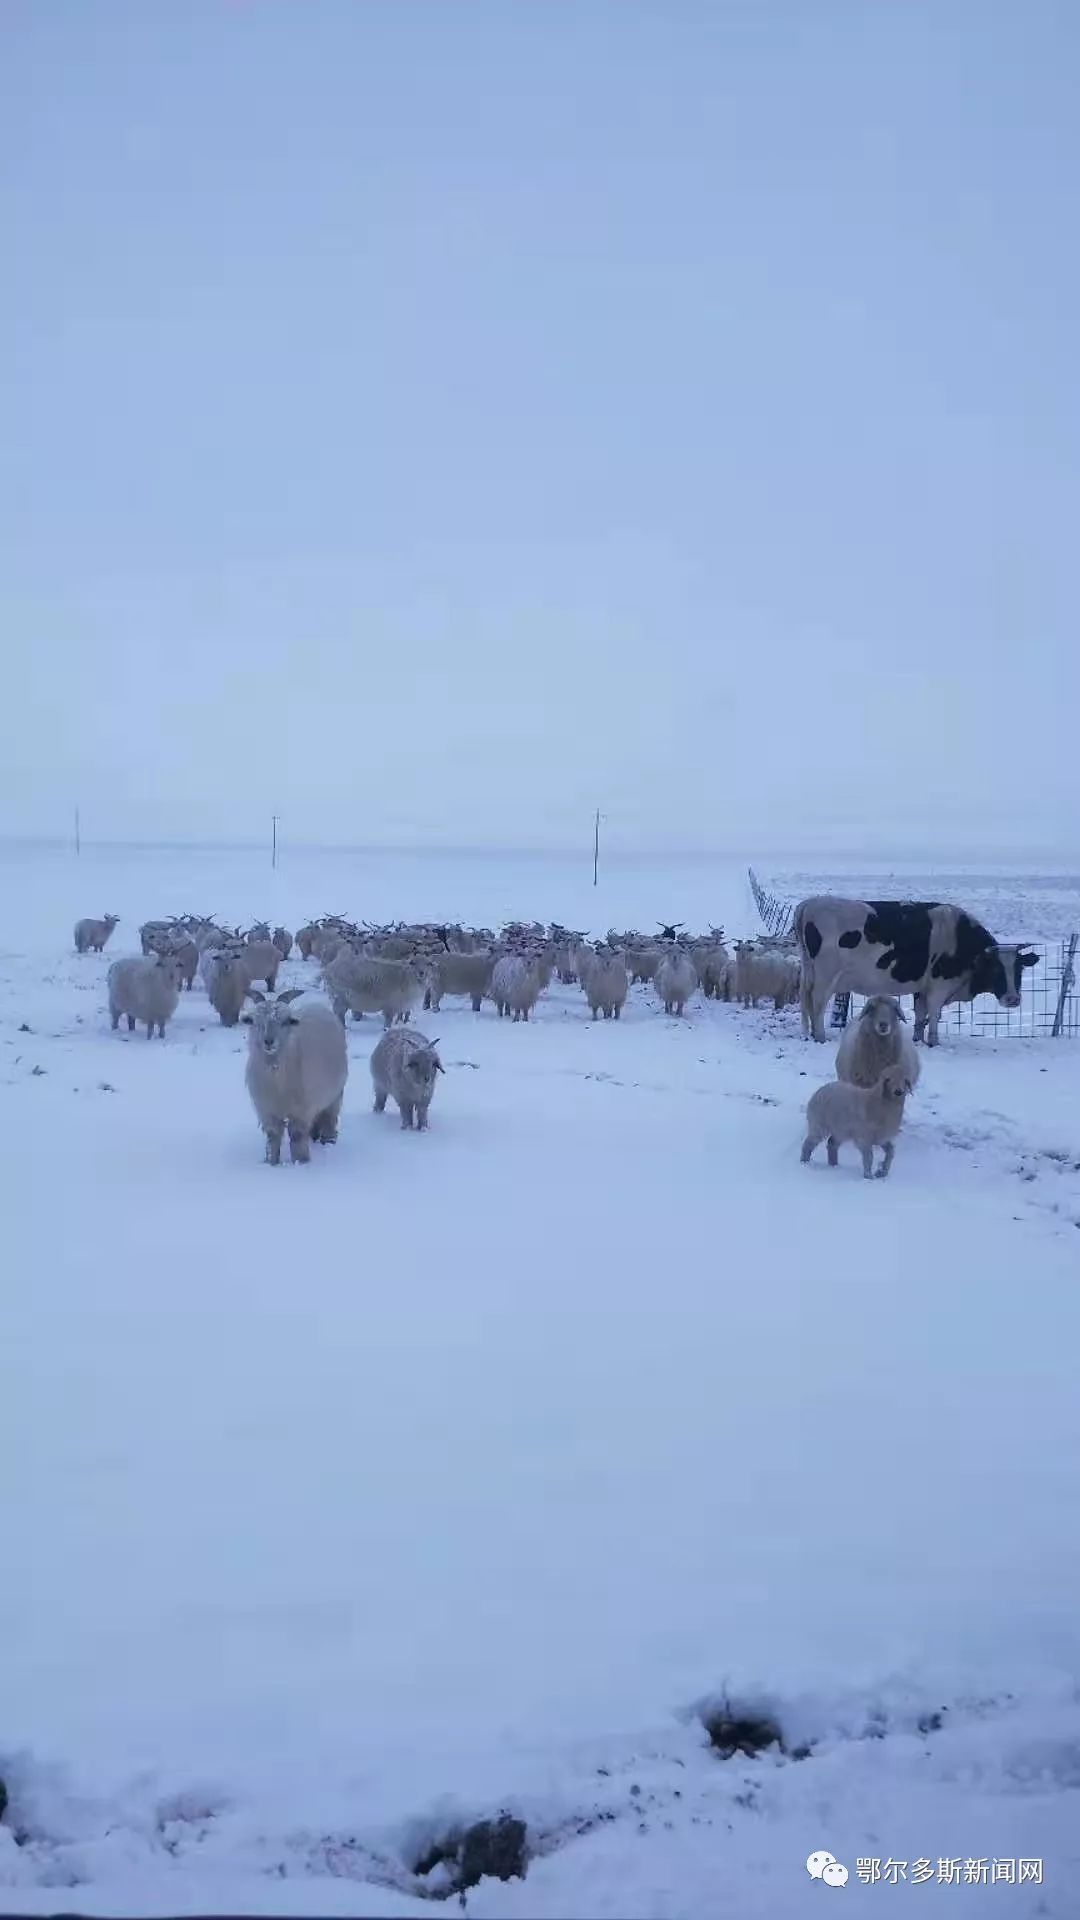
<box><xmin>748</xmin><ymin>869</ymin><xmax>1079</xmax><ymax>1038</ymax></box>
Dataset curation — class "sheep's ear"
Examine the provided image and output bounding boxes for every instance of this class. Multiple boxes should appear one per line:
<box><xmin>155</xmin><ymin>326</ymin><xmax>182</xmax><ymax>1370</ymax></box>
<box><xmin>434</xmin><ymin>1058</ymin><xmax>445</xmax><ymax>1073</ymax></box>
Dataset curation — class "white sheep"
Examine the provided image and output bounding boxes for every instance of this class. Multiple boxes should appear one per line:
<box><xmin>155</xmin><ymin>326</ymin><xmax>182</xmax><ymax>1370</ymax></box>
<box><xmin>370</xmin><ymin>1026</ymin><xmax>444</xmax><ymax>1130</ymax></box>
<box><xmin>108</xmin><ymin>953</ymin><xmax>184</xmax><ymax>1038</ymax></box>
<box><xmin>272</xmin><ymin>926</ymin><xmax>293</xmax><ymax>960</ymax></box>
<box><xmin>237</xmin><ymin>938</ymin><xmax>281</xmax><ymax>994</ymax></box>
<box><xmin>74</xmin><ymin>914</ymin><xmax>119</xmax><ymax>954</ymax></box>
<box><xmin>242</xmin><ymin>990</ymin><xmax>348</xmax><ymax>1165</ymax></box>
<box><xmin>654</xmin><ymin>948</ymin><xmax>697</xmax><ymax>1016</ymax></box>
<box><xmin>324</xmin><ymin>949</ymin><xmax>424</xmax><ymax>1029</ymax></box>
<box><xmin>835</xmin><ymin>995</ymin><xmax>921</xmax><ymax>1092</ymax></box>
<box><xmin>491</xmin><ymin>953</ymin><xmax>541</xmax><ymax>1021</ymax></box>
<box><xmin>426</xmin><ymin>950</ymin><xmax>494</xmax><ymax>1013</ymax></box>
<box><xmin>734</xmin><ymin>940</ymin><xmax>800</xmax><ymax>1011</ymax></box>
<box><xmin>201</xmin><ymin>947</ymin><xmax>250</xmax><ymax>1027</ymax></box>
<box><xmin>584</xmin><ymin>948</ymin><xmax>628</xmax><ymax>1020</ymax></box>
<box><xmin>800</xmin><ymin>1066</ymin><xmax>913</xmax><ymax>1180</ymax></box>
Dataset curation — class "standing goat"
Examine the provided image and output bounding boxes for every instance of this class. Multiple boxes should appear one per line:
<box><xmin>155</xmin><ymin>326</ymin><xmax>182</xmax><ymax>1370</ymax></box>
<box><xmin>370</xmin><ymin>1027</ymin><xmax>444</xmax><ymax>1130</ymax></box>
<box><xmin>243</xmin><ymin>991</ymin><xmax>348</xmax><ymax>1165</ymax></box>
<box><xmin>74</xmin><ymin>914</ymin><xmax>119</xmax><ymax>954</ymax></box>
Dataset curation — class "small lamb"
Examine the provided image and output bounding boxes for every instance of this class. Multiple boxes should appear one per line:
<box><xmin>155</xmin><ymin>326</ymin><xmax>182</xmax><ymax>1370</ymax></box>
<box><xmin>801</xmin><ymin>1067</ymin><xmax>913</xmax><ymax>1180</ymax></box>
<box><xmin>370</xmin><ymin>1026</ymin><xmax>444</xmax><ymax>1130</ymax></box>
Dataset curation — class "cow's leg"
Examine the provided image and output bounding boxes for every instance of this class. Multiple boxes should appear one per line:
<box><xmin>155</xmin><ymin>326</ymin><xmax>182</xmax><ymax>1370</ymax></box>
<box><xmin>924</xmin><ymin>987</ymin><xmax>948</xmax><ymax>1047</ymax></box>
<box><xmin>912</xmin><ymin>992</ymin><xmax>928</xmax><ymax>1044</ymax></box>
<box><xmin>811</xmin><ymin>983</ymin><xmax>832</xmax><ymax>1042</ymax></box>
<box><xmin>799</xmin><ymin>975</ymin><xmax>813</xmax><ymax>1037</ymax></box>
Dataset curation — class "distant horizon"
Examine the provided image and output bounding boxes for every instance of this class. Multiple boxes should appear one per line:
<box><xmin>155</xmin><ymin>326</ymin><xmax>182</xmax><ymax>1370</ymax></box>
<box><xmin>2</xmin><ymin>832</ymin><xmax>1077</xmax><ymax>875</ymax></box>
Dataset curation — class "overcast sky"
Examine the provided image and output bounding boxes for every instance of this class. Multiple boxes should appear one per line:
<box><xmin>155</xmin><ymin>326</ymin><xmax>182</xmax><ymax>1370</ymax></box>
<box><xmin>2</xmin><ymin>1</ymin><xmax>1077</xmax><ymax>856</ymax></box>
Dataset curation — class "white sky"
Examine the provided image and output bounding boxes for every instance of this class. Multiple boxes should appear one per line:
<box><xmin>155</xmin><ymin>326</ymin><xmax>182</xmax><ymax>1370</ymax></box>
<box><xmin>2</xmin><ymin>1</ymin><xmax>1077</xmax><ymax>856</ymax></box>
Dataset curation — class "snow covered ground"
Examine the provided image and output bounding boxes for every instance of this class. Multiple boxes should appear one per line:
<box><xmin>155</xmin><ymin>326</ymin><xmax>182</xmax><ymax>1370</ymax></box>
<box><xmin>2</xmin><ymin>842</ymin><xmax>1079</xmax><ymax>1916</ymax></box>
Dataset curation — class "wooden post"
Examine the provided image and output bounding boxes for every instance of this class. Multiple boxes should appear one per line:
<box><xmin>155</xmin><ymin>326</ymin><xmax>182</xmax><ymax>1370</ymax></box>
<box><xmin>272</xmin><ymin>814</ymin><xmax>278</xmax><ymax>870</ymax></box>
<box><xmin>593</xmin><ymin>809</ymin><xmax>600</xmax><ymax>887</ymax></box>
<box><xmin>74</xmin><ymin>806</ymin><xmax>81</xmax><ymax>857</ymax></box>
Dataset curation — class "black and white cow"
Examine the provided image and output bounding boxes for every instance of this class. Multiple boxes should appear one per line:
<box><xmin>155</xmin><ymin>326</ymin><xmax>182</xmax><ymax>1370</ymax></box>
<box><xmin>794</xmin><ymin>897</ymin><xmax>1039</xmax><ymax>1045</ymax></box>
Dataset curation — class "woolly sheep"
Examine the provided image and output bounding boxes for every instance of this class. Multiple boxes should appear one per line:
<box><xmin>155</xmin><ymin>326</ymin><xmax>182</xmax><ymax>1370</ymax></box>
<box><xmin>324</xmin><ymin>949</ymin><xmax>424</xmax><ymax>1029</ymax></box>
<box><xmin>139</xmin><ymin>919</ymin><xmax>172</xmax><ymax>956</ymax></box>
<box><xmin>201</xmin><ymin>947</ymin><xmax>250</xmax><ymax>1027</ymax></box>
<box><xmin>237</xmin><ymin>939</ymin><xmax>281</xmax><ymax>993</ymax></box>
<box><xmin>246</xmin><ymin>922</ymin><xmax>271</xmax><ymax>943</ymax></box>
<box><xmin>426</xmin><ymin>950</ymin><xmax>495</xmax><ymax>1013</ymax></box>
<box><xmin>243</xmin><ymin>990</ymin><xmax>348</xmax><ymax>1165</ymax></box>
<box><xmin>491</xmin><ymin>953</ymin><xmax>541</xmax><ymax>1021</ymax></box>
<box><xmin>296</xmin><ymin>922</ymin><xmax>318</xmax><ymax>960</ymax></box>
<box><xmin>835</xmin><ymin>995</ymin><xmax>921</xmax><ymax>1093</ymax></box>
<box><xmin>734</xmin><ymin>941</ymin><xmax>799</xmax><ymax>1011</ymax></box>
<box><xmin>626</xmin><ymin>945</ymin><xmax>661</xmax><ymax>985</ymax></box>
<box><xmin>654</xmin><ymin>948</ymin><xmax>697</xmax><ymax>1016</ymax></box>
<box><xmin>272</xmin><ymin>926</ymin><xmax>293</xmax><ymax>960</ymax></box>
<box><xmin>370</xmin><ymin>1026</ymin><xmax>444</xmax><ymax>1130</ymax></box>
<box><xmin>800</xmin><ymin>1066</ymin><xmax>913</xmax><ymax>1180</ymax></box>
<box><xmin>108</xmin><ymin>953</ymin><xmax>184</xmax><ymax>1039</ymax></box>
<box><xmin>699</xmin><ymin>942</ymin><xmax>732</xmax><ymax>1000</ymax></box>
<box><xmin>74</xmin><ymin>914</ymin><xmax>119</xmax><ymax>954</ymax></box>
<box><xmin>584</xmin><ymin>949</ymin><xmax>628</xmax><ymax>1020</ymax></box>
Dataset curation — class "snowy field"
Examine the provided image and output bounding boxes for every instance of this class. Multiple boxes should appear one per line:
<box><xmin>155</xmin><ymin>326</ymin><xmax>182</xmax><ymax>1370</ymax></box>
<box><xmin>2</xmin><ymin>841</ymin><xmax>1079</xmax><ymax>1917</ymax></box>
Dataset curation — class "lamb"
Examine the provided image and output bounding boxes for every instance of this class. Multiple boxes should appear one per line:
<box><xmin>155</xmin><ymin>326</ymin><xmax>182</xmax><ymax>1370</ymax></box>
<box><xmin>108</xmin><ymin>953</ymin><xmax>184</xmax><ymax>1038</ymax></box>
<box><xmin>272</xmin><ymin>926</ymin><xmax>293</xmax><ymax>960</ymax></box>
<box><xmin>584</xmin><ymin>948</ymin><xmax>628</xmax><ymax>1020</ymax></box>
<box><xmin>490</xmin><ymin>952</ymin><xmax>542</xmax><ymax>1021</ymax></box>
<box><xmin>237</xmin><ymin>938</ymin><xmax>281</xmax><ymax>993</ymax></box>
<box><xmin>201</xmin><ymin>947</ymin><xmax>250</xmax><ymax>1027</ymax></box>
<box><xmin>324</xmin><ymin>948</ymin><xmax>424</xmax><ymax>1029</ymax></box>
<box><xmin>370</xmin><ymin>1026</ymin><xmax>444</xmax><ymax>1130</ymax></box>
<box><xmin>800</xmin><ymin>1066</ymin><xmax>913</xmax><ymax>1180</ymax></box>
<box><xmin>654</xmin><ymin>948</ymin><xmax>697</xmax><ymax>1016</ymax></box>
<box><xmin>74</xmin><ymin>914</ymin><xmax>119</xmax><ymax>954</ymax></box>
<box><xmin>835</xmin><ymin>995</ymin><xmax>921</xmax><ymax>1093</ymax></box>
<box><xmin>426</xmin><ymin>950</ymin><xmax>495</xmax><ymax>1013</ymax></box>
<box><xmin>734</xmin><ymin>940</ymin><xmax>800</xmax><ymax>1011</ymax></box>
<box><xmin>243</xmin><ymin>990</ymin><xmax>348</xmax><ymax>1165</ymax></box>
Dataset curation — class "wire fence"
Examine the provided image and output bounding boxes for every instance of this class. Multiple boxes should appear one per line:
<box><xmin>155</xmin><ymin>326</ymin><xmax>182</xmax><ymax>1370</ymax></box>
<box><xmin>747</xmin><ymin>870</ymin><xmax>1079</xmax><ymax>1039</ymax></box>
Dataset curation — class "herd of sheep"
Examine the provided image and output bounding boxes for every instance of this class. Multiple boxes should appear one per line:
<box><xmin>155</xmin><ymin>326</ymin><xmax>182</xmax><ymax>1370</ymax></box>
<box><xmin>71</xmin><ymin>910</ymin><xmax>913</xmax><ymax>1174</ymax></box>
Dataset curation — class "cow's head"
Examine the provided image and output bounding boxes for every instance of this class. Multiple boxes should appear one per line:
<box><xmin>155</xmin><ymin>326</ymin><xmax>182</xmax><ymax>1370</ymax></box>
<box><xmin>970</xmin><ymin>943</ymin><xmax>1039</xmax><ymax>1008</ymax></box>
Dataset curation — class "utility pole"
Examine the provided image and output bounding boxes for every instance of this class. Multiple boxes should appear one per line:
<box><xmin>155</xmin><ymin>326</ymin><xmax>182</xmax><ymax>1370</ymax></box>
<box><xmin>593</xmin><ymin>808</ymin><xmax>600</xmax><ymax>887</ymax></box>
<box><xmin>271</xmin><ymin>814</ymin><xmax>278</xmax><ymax>870</ymax></box>
<box><xmin>74</xmin><ymin>805</ymin><xmax>81</xmax><ymax>857</ymax></box>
